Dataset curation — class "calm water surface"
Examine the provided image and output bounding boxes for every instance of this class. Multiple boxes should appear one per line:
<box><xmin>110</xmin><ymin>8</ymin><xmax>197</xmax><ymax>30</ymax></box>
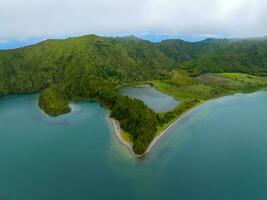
<box><xmin>1</xmin><ymin>91</ymin><xmax>267</xmax><ymax>200</ymax></box>
<box><xmin>119</xmin><ymin>85</ymin><xmax>179</xmax><ymax>112</ymax></box>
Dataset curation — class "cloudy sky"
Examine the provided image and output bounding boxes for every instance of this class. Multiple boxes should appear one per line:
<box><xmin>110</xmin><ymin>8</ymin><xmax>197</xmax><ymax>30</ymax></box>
<box><xmin>0</xmin><ymin>0</ymin><xmax>267</xmax><ymax>43</ymax></box>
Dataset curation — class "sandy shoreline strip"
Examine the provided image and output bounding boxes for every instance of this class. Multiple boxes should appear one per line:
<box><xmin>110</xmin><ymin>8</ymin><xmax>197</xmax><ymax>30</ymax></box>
<box><xmin>110</xmin><ymin>102</ymin><xmax>203</xmax><ymax>158</ymax></box>
<box><xmin>110</xmin><ymin>118</ymin><xmax>137</xmax><ymax>156</ymax></box>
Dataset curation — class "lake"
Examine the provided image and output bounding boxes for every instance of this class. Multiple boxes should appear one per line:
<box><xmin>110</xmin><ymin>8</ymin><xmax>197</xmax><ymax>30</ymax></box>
<box><xmin>1</xmin><ymin>91</ymin><xmax>267</xmax><ymax>200</ymax></box>
<box><xmin>119</xmin><ymin>84</ymin><xmax>179</xmax><ymax>112</ymax></box>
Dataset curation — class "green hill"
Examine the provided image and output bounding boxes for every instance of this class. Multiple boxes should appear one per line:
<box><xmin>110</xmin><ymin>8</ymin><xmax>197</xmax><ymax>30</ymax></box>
<box><xmin>1</xmin><ymin>34</ymin><xmax>267</xmax><ymax>155</ymax></box>
<box><xmin>0</xmin><ymin>35</ymin><xmax>172</xmax><ymax>96</ymax></box>
<box><xmin>178</xmin><ymin>38</ymin><xmax>267</xmax><ymax>75</ymax></box>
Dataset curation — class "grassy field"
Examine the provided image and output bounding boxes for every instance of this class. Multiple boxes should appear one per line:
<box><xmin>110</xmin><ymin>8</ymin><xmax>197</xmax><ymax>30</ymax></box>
<box><xmin>120</xmin><ymin>129</ymin><xmax>133</xmax><ymax>145</ymax></box>
<box><xmin>153</xmin><ymin>71</ymin><xmax>267</xmax><ymax>101</ymax></box>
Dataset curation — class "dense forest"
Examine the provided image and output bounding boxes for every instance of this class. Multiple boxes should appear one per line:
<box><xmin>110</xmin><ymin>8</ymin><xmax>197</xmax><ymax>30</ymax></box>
<box><xmin>39</xmin><ymin>77</ymin><xmax>159</xmax><ymax>154</ymax></box>
<box><xmin>1</xmin><ymin>34</ymin><xmax>267</xmax><ymax>155</ymax></box>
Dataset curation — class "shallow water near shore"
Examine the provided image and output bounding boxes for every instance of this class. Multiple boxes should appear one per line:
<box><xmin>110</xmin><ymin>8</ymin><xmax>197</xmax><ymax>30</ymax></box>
<box><xmin>1</xmin><ymin>91</ymin><xmax>267</xmax><ymax>199</ymax></box>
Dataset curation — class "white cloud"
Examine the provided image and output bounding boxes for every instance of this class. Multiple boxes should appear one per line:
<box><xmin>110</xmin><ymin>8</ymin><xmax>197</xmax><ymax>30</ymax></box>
<box><xmin>0</xmin><ymin>0</ymin><xmax>267</xmax><ymax>41</ymax></box>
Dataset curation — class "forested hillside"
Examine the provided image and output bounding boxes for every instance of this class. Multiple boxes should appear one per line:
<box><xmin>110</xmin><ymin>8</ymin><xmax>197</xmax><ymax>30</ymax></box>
<box><xmin>0</xmin><ymin>35</ymin><xmax>173</xmax><ymax>96</ymax></box>
<box><xmin>1</xmin><ymin>34</ymin><xmax>267</xmax><ymax>155</ymax></box>
<box><xmin>1</xmin><ymin>34</ymin><xmax>267</xmax><ymax>96</ymax></box>
<box><xmin>180</xmin><ymin>39</ymin><xmax>267</xmax><ymax>76</ymax></box>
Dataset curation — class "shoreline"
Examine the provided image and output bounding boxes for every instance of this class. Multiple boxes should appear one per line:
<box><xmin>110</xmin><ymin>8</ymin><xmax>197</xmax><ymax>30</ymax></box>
<box><xmin>110</xmin><ymin>101</ymin><xmax>204</xmax><ymax>158</ymax></box>
<box><xmin>139</xmin><ymin>92</ymin><xmax>255</xmax><ymax>157</ymax></box>
<box><xmin>110</xmin><ymin>117</ymin><xmax>138</xmax><ymax>157</ymax></box>
<box><xmin>140</xmin><ymin>101</ymin><xmax>203</xmax><ymax>157</ymax></box>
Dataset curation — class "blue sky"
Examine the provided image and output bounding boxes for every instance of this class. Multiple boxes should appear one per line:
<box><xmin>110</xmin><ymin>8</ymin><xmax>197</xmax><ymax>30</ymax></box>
<box><xmin>0</xmin><ymin>38</ymin><xmax>43</xmax><ymax>50</ymax></box>
<box><xmin>1</xmin><ymin>0</ymin><xmax>266</xmax><ymax>50</ymax></box>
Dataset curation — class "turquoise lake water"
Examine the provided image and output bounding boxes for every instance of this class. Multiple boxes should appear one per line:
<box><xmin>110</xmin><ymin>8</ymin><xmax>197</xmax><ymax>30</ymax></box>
<box><xmin>1</xmin><ymin>91</ymin><xmax>267</xmax><ymax>200</ymax></box>
<box><xmin>119</xmin><ymin>85</ymin><xmax>179</xmax><ymax>112</ymax></box>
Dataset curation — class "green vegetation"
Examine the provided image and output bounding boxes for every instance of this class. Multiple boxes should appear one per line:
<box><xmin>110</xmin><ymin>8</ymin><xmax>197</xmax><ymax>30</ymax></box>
<box><xmin>110</xmin><ymin>96</ymin><xmax>158</xmax><ymax>154</ymax></box>
<box><xmin>39</xmin><ymin>87</ymin><xmax>71</xmax><ymax>116</ymax></box>
<box><xmin>120</xmin><ymin>129</ymin><xmax>133</xmax><ymax>145</ymax></box>
<box><xmin>1</xmin><ymin>34</ymin><xmax>267</xmax><ymax>156</ymax></box>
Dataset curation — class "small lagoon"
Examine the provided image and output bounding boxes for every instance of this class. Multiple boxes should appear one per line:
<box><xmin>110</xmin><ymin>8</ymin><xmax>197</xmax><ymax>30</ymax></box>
<box><xmin>119</xmin><ymin>84</ymin><xmax>179</xmax><ymax>112</ymax></box>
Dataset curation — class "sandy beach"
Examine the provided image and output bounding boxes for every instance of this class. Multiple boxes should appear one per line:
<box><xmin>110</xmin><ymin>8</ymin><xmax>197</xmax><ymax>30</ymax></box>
<box><xmin>110</xmin><ymin>101</ymin><xmax>203</xmax><ymax>158</ymax></box>
<box><xmin>110</xmin><ymin>118</ymin><xmax>137</xmax><ymax>156</ymax></box>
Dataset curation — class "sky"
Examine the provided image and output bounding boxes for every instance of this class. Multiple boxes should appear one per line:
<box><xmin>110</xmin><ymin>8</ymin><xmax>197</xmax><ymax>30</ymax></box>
<box><xmin>1</xmin><ymin>0</ymin><xmax>267</xmax><ymax>49</ymax></box>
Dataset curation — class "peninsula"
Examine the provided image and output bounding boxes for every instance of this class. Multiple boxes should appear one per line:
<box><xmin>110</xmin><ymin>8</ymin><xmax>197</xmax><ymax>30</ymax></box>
<box><xmin>1</xmin><ymin>34</ymin><xmax>267</xmax><ymax>156</ymax></box>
